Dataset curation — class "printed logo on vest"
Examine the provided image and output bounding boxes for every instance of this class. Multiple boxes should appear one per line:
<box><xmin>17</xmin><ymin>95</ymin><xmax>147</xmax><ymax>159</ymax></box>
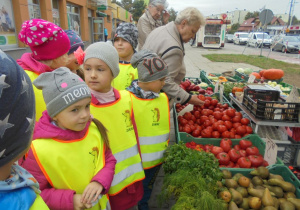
<box><xmin>89</xmin><ymin>146</ymin><xmax>99</xmax><ymax>169</ymax></box>
<box><xmin>152</xmin><ymin>108</ymin><xmax>160</xmax><ymax>126</ymax></box>
<box><xmin>123</xmin><ymin>110</ymin><xmax>134</xmax><ymax>132</ymax></box>
<box><xmin>126</xmin><ymin>73</ymin><xmax>135</xmax><ymax>88</ymax></box>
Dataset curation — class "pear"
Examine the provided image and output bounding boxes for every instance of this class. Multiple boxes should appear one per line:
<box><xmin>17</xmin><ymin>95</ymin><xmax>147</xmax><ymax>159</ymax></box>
<box><xmin>262</xmin><ymin>207</ymin><xmax>277</xmax><ymax>210</ymax></box>
<box><xmin>232</xmin><ymin>173</ymin><xmax>244</xmax><ymax>182</ymax></box>
<box><xmin>249</xmin><ymin>197</ymin><xmax>262</xmax><ymax>209</ymax></box>
<box><xmin>284</xmin><ymin>192</ymin><xmax>297</xmax><ymax>199</ymax></box>
<box><xmin>269</xmin><ymin>173</ymin><xmax>284</xmax><ymax>181</ymax></box>
<box><xmin>273</xmin><ymin>197</ymin><xmax>280</xmax><ymax>209</ymax></box>
<box><xmin>262</xmin><ymin>188</ymin><xmax>274</xmax><ymax>207</ymax></box>
<box><xmin>239</xmin><ymin>198</ymin><xmax>250</xmax><ymax>210</ymax></box>
<box><xmin>225</xmin><ymin>179</ymin><xmax>238</xmax><ymax>189</ymax></box>
<box><xmin>287</xmin><ymin>198</ymin><xmax>300</xmax><ymax>210</ymax></box>
<box><xmin>236</xmin><ymin>186</ymin><xmax>248</xmax><ymax>198</ymax></box>
<box><xmin>252</xmin><ymin>176</ymin><xmax>264</xmax><ymax>186</ymax></box>
<box><xmin>222</xmin><ymin>169</ymin><xmax>232</xmax><ymax>179</ymax></box>
<box><xmin>250</xmin><ymin>166</ymin><xmax>270</xmax><ymax>179</ymax></box>
<box><xmin>228</xmin><ymin>201</ymin><xmax>239</xmax><ymax>210</ymax></box>
<box><xmin>230</xmin><ymin>188</ymin><xmax>243</xmax><ymax>205</ymax></box>
<box><xmin>268</xmin><ymin>179</ymin><xmax>296</xmax><ymax>193</ymax></box>
<box><xmin>263</xmin><ymin>184</ymin><xmax>284</xmax><ymax>198</ymax></box>
<box><xmin>280</xmin><ymin>201</ymin><xmax>296</xmax><ymax>210</ymax></box>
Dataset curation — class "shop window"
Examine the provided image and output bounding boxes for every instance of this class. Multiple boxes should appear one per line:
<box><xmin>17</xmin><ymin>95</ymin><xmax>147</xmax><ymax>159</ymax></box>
<box><xmin>52</xmin><ymin>0</ymin><xmax>60</xmax><ymax>26</ymax></box>
<box><xmin>0</xmin><ymin>0</ymin><xmax>17</xmax><ymax>49</ymax></box>
<box><xmin>28</xmin><ymin>0</ymin><xmax>41</xmax><ymax>19</ymax></box>
<box><xmin>107</xmin><ymin>15</ymin><xmax>111</xmax><ymax>23</ymax></box>
<box><xmin>67</xmin><ymin>4</ymin><xmax>80</xmax><ymax>35</ymax></box>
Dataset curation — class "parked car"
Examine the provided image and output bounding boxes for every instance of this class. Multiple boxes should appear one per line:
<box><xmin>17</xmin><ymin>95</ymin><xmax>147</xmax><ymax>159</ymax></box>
<box><xmin>225</xmin><ymin>34</ymin><xmax>234</xmax><ymax>43</ymax></box>
<box><xmin>272</xmin><ymin>36</ymin><xmax>300</xmax><ymax>53</ymax></box>
<box><xmin>247</xmin><ymin>32</ymin><xmax>272</xmax><ymax>48</ymax></box>
<box><xmin>233</xmin><ymin>32</ymin><xmax>249</xmax><ymax>45</ymax></box>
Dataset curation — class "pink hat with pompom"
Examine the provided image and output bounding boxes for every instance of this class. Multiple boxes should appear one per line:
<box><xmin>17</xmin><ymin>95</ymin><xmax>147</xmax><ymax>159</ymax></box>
<box><xmin>18</xmin><ymin>19</ymin><xmax>70</xmax><ymax>60</ymax></box>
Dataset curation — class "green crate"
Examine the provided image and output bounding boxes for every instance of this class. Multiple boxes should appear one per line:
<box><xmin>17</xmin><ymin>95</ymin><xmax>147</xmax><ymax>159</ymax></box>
<box><xmin>200</xmin><ymin>70</ymin><xmax>214</xmax><ymax>87</ymax></box>
<box><xmin>178</xmin><ymin>134</ymin><xmax>283</xmax><ymax>169</ymax></box>
<box><xmin>279</xmin><ymin>82</ymin><xmax>300</xmax><ymax>95</ymax></box>
<box><xmin>226</xmin><ymin>165</ymin><xmax>300</xmax><ymax>198</ymax></box>
<box><xmin>235</xmin><ymin>69</ymin><xmax>283</xmax><ymax>83</ymax></box>
<box><xmin>173</xmin><ymin>93</ymin><xmax>233</xmax><ymax>143</ymax></box>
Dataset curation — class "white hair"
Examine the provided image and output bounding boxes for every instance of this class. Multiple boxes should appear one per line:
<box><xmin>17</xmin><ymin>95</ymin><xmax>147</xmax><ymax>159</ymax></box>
<box><xmin>175</xmin><ymin>7</ymin><xmax>205</xmax><ymax>26</ymax></box>
<box><xmin>149</xmin><ymin>0</ymin><xmax>168</xmax><ymax>9</ymax></box>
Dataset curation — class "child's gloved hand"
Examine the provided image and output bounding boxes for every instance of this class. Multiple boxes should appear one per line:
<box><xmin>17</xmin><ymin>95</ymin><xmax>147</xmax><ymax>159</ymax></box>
<box><xmin>81</xmin><ymin>181</ymin><xmax>104</xmax><ymax>205</ymax></box>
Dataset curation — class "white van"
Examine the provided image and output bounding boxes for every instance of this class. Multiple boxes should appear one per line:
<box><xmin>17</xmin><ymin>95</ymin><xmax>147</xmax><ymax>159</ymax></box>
<box><xmin>233</xmin><ymin>32</ymin><xmax>249</xmax><ymax>45</ymax></box>
<box><xmin>247</xmin><ymin>32</ymin><xmax>272</xmax><ymax>48</ymax></box>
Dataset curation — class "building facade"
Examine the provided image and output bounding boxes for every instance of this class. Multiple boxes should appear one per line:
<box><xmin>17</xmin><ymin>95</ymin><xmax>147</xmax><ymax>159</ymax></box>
<box><xmin>0</xmin><ymin>0</ymin><xmax>132</xmax><ymax>59</ymax></box>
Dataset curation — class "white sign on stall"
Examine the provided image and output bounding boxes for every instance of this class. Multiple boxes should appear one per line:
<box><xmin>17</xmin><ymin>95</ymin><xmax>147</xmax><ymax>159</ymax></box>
<box><xmin>219</xmin><ymin>84</ymin><xmax>224</xmax><ymax>104</ymax></box>
<box><xmin>264</xmin><ymin>135</ymin><xmax>278</xmax><ymax>165</ymax></box>
<box><xmin>248</xmin><ymin>74</ymin><xmax>256</xmax><ymax>83</ymax></box>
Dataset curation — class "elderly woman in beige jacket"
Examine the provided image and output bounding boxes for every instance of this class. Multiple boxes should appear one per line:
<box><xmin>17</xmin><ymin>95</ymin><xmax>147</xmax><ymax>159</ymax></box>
<box><xmin>142</xmin><ymin>7</ymin><xmax>206</xmax><ymax>107</ymax></box>
<box><xmin>137</xmin><ymin>0</ymin><xmax>169</xmax><ymax>51</ymax></box>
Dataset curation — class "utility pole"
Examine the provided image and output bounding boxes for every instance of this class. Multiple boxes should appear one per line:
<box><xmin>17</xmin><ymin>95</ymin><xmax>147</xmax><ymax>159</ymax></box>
<box><xmin>288</xmin><ymin>0</ymin><xmax>294</xmax><ymax>26</ymax></box>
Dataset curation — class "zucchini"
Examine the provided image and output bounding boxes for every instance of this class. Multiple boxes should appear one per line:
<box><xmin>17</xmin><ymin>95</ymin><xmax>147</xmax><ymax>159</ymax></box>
<box><xmin>225</xmin><ymin>77</ymin><xmax>237</xmax><ymax>82</ymax></box>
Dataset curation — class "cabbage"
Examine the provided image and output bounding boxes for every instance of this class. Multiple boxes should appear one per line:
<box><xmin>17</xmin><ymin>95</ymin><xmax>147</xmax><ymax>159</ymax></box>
<box><xmin>198</xmin><ymin>83</ymin><xmax>208</xmax><ymax>87</ymax></box>
<box><xmin>243</xmin><ymin>68</ymin><xmax>253</xmax><ymax>75</ymax></box>
<box><xmin>236</xmin><ymin>68</ymin><xmax>244</xmax><ymax>73</ymax></box>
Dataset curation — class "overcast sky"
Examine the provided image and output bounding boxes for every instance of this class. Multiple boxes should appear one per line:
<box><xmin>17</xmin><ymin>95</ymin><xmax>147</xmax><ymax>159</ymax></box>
<box><xmin>168</xmin><ymin>0</ymin><xmax>300</xmax><ymax>19</ymax></box>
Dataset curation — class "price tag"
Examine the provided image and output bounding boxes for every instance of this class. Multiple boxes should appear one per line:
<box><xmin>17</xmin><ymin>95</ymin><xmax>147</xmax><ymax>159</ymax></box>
<box><xmin>286</xmin><ymin>85</ymin><xmax>300</xmax><ymax>103</ymax></box>
<box><xmin>178</xmin><ymin>104</ymin><xmax>194</xmax><ymax>116</ymax></box>
<box><xmin>219</xmin><ymin>84</ymin><xmax>224</xmax><ymax>104</ymax></box>
<box><xmin>248</xmin><ymin>74</ymin><xmax>256</xmax><ymax>83</ymax></box>
<box><xmin>214</xmin><ymin>81</ymin><xmax>219</xmax><ymax>93</ymax></box>
<box><xmin>264</xmin><ymin>135</ymin><xmax>278</xmax><ymax>165</ymax></box>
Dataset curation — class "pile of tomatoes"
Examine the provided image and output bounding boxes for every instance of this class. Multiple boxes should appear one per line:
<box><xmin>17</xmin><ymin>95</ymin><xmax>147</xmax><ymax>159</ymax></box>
<box><xmin>185</xmin><ymin>138</ymin><xmax>269</xmax><ymax>168</ymax></box>
<box><xmin>177</xmin><ymin>95</ymin><xmax>253</xmax><ymax>138</ymax></box>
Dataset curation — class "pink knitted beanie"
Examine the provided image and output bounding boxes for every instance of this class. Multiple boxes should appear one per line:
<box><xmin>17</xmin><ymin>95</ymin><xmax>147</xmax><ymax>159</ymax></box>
<box><xmin>18</xmin><ymin>19</ymin><xmax>70</xmax><ymax>60</ymax></box>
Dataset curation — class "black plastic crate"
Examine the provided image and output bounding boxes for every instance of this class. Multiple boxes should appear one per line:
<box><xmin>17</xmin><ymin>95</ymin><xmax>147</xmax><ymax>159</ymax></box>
<box><xmin>276</xmin><ymin>140</ymin><xmax>300</xmax><ymax>166</ymax></box>
<box><xmin>243</xmin><ymin>94</ymin><xmax>300</xmax><ymax>122</ymax></box>
<box><xmin>245</xmin><ymin>85</ymin><xmax>280</xmax><ymax>102</ymax></box>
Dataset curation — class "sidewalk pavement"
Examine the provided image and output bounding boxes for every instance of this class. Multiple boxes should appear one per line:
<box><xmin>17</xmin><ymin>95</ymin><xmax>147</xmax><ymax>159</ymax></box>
<box><xmin>148</xmin><ymin>43</ymin><xmax>261</xmax><ymax>210</ymax></box>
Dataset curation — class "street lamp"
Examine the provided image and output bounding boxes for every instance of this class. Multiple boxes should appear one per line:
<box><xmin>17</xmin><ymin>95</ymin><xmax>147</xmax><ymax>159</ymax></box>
<box><xmin>235</xmin><ymin>8</ymin><xmax>241</xmax><ymax>24</ymax></box>
<box><xmin>252</xmin><ymin>22</ymin><xmax>254</xmax><ymax>32</ymax></box>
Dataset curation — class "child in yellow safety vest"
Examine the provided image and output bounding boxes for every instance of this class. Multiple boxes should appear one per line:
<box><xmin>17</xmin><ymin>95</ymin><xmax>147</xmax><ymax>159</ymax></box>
<box><xmin>77</xmin><ymin>42</ymin><xmax>145</xmax><ymax>210</ymax></box>
<box><xmin>112</xmin><ymin>22</ymin><xmax>139</xmax><ymax>90</ymax></box>
<box><xmin>126</xmin><ymin>49</ymin><xmax>170</xmax><ymax>210</ymax></box>
<box><xmin>17</xmin><ymin>19</ymin><xmax>71</xmax><ymax>122</ymax></box>
<box><xmin>0</xmin><ymin>50</ymin><xmax>48</xmax><ymax>209</ymax></box>
<box><xmin>19</xmin><ymin>67</ymin><xmax>116</xmax><ymax>210</ymax></box>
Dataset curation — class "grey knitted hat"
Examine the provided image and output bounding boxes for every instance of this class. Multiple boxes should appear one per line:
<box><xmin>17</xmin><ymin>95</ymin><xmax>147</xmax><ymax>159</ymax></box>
<box><xmin>114</xmin><ymin>23</ymin><xmax>138</xmax><ymax>50</ymax></box>
<box><xmin>84</xmin><ymin>42</ymin><xmax>120</xmax><ymax>78</ymax></box>
<box><xmin>33</xmin><ymin>67</ymin><xmax>91</xmax><ymax>118</ymax></box>
<box><xmin>131</xmin><ymin>49</ymin><xmax>168</xmax><ymax>83</ymax></box>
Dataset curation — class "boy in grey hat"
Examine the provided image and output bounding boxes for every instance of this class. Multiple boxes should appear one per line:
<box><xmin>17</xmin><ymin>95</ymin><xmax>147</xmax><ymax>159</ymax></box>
<box><xmin>112</xmin><ymin>23</ymin><xmax>139</xmax><ymax>90</ymax></box>
<box><xmin>127</xmin><ymin>49</ymin><xmax>170</xmax><ymax>210</ymax></box>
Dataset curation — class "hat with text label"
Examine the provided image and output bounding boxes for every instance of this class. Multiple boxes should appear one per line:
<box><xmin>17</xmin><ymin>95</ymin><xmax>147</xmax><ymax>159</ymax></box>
<box><xmin>131</xmin><ymin>49</ymin><xmax>168</xmax><ymax>83</ymax></box>
<box><xmin>33</xmin><ymin>67</ymin><xmax>91</xmax><ymax>118</ymax></box>
<box><xmin>18</xmin><ymin>19</ymin><xmax>70</xmax><ymax>61</ymax></box>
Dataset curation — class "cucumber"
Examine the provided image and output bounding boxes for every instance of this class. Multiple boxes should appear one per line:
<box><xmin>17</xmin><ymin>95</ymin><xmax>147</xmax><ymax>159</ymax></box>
<box><xmin>225</xmin><ymin>77</ymin><xmax>237</xmax><ymax>82</ymax></box>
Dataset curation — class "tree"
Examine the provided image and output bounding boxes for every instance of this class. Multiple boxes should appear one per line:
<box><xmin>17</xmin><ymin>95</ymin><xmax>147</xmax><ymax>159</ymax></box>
<box><xmin>111</xmin><ymin>0</ymin><xmax>122</xmax><ymax>6</ymax></box>
<box><xmin>168</xmin><ymin>8</ymin><xmax>177</xmax><ymax>22</ymax></box>
<box><xmin>119</xmin><ymin>0</ymin><xmax>133</xmax><ymax>12</ymax></box>
<box><xmin>132</xmin><ymin>0</ymin><xmax>146</xmax><ymax>22</ymax></box>
<box><xmin>244</xmin><ymin>11</ymin><xmax>259</xmax><ymax>20</ymax></box>
<box><xmin>228</xmin><ymin>23</ymin><xmax>240</xmax><ymax>34</ymax></box>
<box><xmin>291</xmin><ymin>16</ymin><xmax>300</xmax><ymax>25</ymax></box>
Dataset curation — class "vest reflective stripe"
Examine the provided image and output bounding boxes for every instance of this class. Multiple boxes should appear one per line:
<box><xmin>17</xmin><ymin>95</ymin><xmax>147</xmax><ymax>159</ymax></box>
<box><xmin>31</xmin><ymin>122</ymin><xmax>109</xmax><ymax>210</ymax></box>
<box><xmin>90</xmin><ymin>90</ymin><xmax>145</xmax><ymax>196</ymax></box>
<box><xmin>112</xmin><ymin>63</ymin><xmax>138</xmax><ymax>90</ymax></box>
<box><xmin>130</xmin><ymin>93</ymin><xmax>170</xmax><ymax>169</ymax></box>
<box><xmin>25</xmin><ymin>70</ymin><xmax>46</xmax><ymax>122</ymax></box>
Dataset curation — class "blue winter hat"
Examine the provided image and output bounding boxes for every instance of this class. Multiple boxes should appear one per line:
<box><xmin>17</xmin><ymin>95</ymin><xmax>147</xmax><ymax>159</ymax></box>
<box><xmin>64</xmin><ymin>30</ymin><xmax>84</xmax><ymax>55</ymax></box>
<box><xmin>0</xmin><ymin>50</ymin><xmax>35</xmax><ymax>167</ymax></box>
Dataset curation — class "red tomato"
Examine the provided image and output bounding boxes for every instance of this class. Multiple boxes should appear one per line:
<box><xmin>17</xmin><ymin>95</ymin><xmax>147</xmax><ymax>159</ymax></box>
<box><xmin>217</xmin><ymin>152</ymin><xmax>230</xmax><ymax>165</ymax></box>
<box><xmin>205</xmin><ymin>96</ymin><xmax>212</xmax><ymax>101</ymax></box>
<box><xmin>241</xmin><ymin>118</ymin><xmax>250</xmax><ymax>125</ymax></box>
<box><xmin>226</xmin><ymin>109</ymin><xmax>236</xmax><ymax>117</ymax></box>
<box><xmin>246</xmin><ymin>146</ymin><xmax>260</xmax><ymax>156</ymax></box>
<box><xmin>214</xmin><ymin>108</ymin><xmax>221</xmax><ymax>112</ymax></box>
<box><xmin>206</xmin><ymin>126</ymin><xmax>213</xmax><ymax>133</ymax></box>
<box><xmin>229</xmin><ymin>131</ymin><xmax>235</xmax><ymax>139</ymax></box>
<box><xmin>228</xmin><ymin>149</ymin><xmax>241</xmax><ymax>163</ymax></box>
<box><xmin>220</xmin><ymin>140</ymin><xmax>231</xmax><ymax>152</ymax></box>
<box><xmin>204</xmin><ymin>100</ymin><xmax>211</xmax><ymax>107</ymax></box>
<box><xmin>212</xmin><ymin>122</ymin><xmax>219</xmax><ymax>131</ymax></box>
<box><xmin>179</xmin><ymin>125</ymin><xmax>183</xmax><ymax>132</ymax></box>
<box><xmin>196</xmin><ymin>119</ymin><xmax>201</xmax><ymax>125</ymax></box>
<box><xmin>234</xmin><ymin>135</ymin><xmax>242</xmax><ymax>139</ymax></box>
<box><xmin>203</xmin><ymin>120</ymin><xmax>212</xmax><ymax>127</ymax></box>
<box><xmin>198</xmin><ymin>94</ymin><xmax>206</xmax><ymax>101</ymax></box>
<box><xmin>211</xmin><ymin>146</ymin><xmax>224</xmax><ymax>156</ymax></box>
<box><xmin>191</xmin><ymin>129</ymin><xmax>201</xmax><ymax>137</ymax></box>
<box><xmin>221</xmin><ymin>138</ymin><xmax>232</xmax><ymax>145</ymax></box>
<box><xmin>210</xmin><ymin>118</ymin><xmax>218</xmax><ymax>124</ymax></box>
<box><xmin>224</xmin><ymin>121</ymin><xmax>233</xmax><ymax>130</ymax></box>
<box><xmin>217</xmin><ymin>125</ymin><xmax>227</xmax><ymax>133</ymax></box>
<box><xmin>230</xmin><ymin>128</ymin><xmax>236</xmax><ymax>134</ymax></box>
<box><xmin>213</xmin><ymin>111</ymin><xmax>223</xmax><ymax>120</ymax></box>
<box><xmin>232</xmin><ymin>116</ymin><xmax>242</xmax><ymax>123</ymax></box>
<box><xmin>194</xmin><ymin>111</ymin><xmax>201</xmax><ymax>119</ymax></box>
<box><xmin>239</xmin><ymin>149</ymin><xmax>247</xmax><ymax>157</ymax></box>
<box><xmin>183</xmin><ymin>112</ymin><xmax>192</xmax><ymax>120</ymax></box>
<box><xmin>233</xmin><ymin>145</ymin><xmax>240</xmax><ymax>150</ymax></box>
<box><xmin>211</xmin><ymin>99</ymin><xmax>218</xmax><ymax>106</ymax></box>
<box><xmin>237</xmin><ymin>157</ymin><xmax>251</xmax><ymax>168</ymax></box>
<box><xmin>222</xmin><ymin>115</ymin><xmax>231</xmax><ymax>121</ymax></box>
<box><xmin>239</xmin><ymin>139</ymin><xmax>253</xmax><ymax>149</ymax></box>
<box><xmin>248</xmin><ymin>155</ymin><xmax>264</xmax><ymax>167</ymax></box>
<box><xmin>217</xmin><ymin>120</ymin><xmax>225</xmax><ymax>125</ymax></box>
<box><xmin>183</xmin><ymin>125</ymin><xmax>192</xmax><ymax>133</ymax></box>
<box><xmin>180</xmin><ymin>118</ymin><xmax>188</xmax><ymax>125</ymax></box>
<box><xmin>236</xmin><ymin>126</ymin><xmax>246</xmax><ymax>136</ymax></box>
<box><xmin>233</xmin><ymin>122</ymin><xmax>242</xmax><ymax>129</ymax></box>
<box><xmin>204</xmin><ymin>144</ymin><xmax>213</xmax><ymax>151</ymax></box>
<box><xmin>211</xmin><ymin>131</ymin><xmax>220</xmax><ymax>138</ymax></box>
<box><xmin>189</xmin><ymin>124</ymin><xmax>195</xmax><ymax>131</ymax></box>
<box><xmin>246</xmin><ymin>126</ymin><xmax>253</xmax><ymax>134</ymax></box>
<box><xmin>222</xmin><ymin>131</ymin><xmax>231</xmax><ymax>138</ymax></box>
<box><xmin>187</xmin><ymin>120</ymin><xmax>194</xmax><ymax>126</ymax></box>
<box><xmin>262</xmin><ymin>160</ymin><xmax>269</xmax><ymax>167</ymax></box>
<box><xmin>200</xmin><ymin>116</ymin><xmax>209</xmax><ymax>124</ymax></box>
<box><xmin>222</xmin><ymin>103</ymin><xmax>229</xmax><ymax>109</ymax></box>
<box><xmin>191</xmin><ymin>115</ymin><xmax>196</xmax><ymax>122</ymax></box>
<box><xmin>227</xmin><ymin>161</ymin><xmax>235</xmax><ymax>168</ymax></box>
<box><xmin>201</xmin><ymin>129</ymin><xmax>211</xmax><ymax>138</ymax></box>
<box><xmin>235</xmin><ymin>112</ymin><xmax>243</xmax><ymax>118</ymax></box>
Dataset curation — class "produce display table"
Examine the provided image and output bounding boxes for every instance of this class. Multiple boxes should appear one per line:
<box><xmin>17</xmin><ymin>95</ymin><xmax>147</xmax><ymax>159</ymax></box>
<box><xmin>229</xmin><ymin>93</ymin><xmax>300</xmax><ymax>133</ymax></box>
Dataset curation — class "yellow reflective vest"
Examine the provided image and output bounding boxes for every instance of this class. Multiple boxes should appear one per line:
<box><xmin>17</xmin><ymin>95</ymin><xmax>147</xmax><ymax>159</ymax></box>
<box><xmin>25</xmin><ymin>70</ymin><xmax>46</xmax><ymax>122</ymax></box>
<box><xmin>30</xmin><ymin>194</ymin><xmax>49</xmax><ymax>209</ymax></box>
<box><xmin>90</xmin><ymin>90</ymin><xmax>145</xmax><ymax>196</ymax></box>
<box><xmin>130</xmin><ymin>93</ymin><xmax>170</xmax><ymax>169</ymax></box>
<box><xmin>111</xmin><ymin>63</ymin><xmax>138</xmax><ymax>90</ymax></box>
<box><xmin>31</xmin><ymin>122</ymin><xmax>110</xmax><ymax>210</ymax></box>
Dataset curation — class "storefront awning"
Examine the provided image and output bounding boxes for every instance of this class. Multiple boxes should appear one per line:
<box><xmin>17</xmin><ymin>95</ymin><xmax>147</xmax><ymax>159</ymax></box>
<box><xmin>97</xmin><ymin>11</ymin><xmax>107</xmax><ymax>17</ymax></box>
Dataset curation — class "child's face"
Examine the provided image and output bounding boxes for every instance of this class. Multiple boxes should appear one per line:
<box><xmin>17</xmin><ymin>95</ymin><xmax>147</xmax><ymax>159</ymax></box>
<box><xmin>52</xmin><ymin>98</ymin><xmax>91</xmax><ymax>131</ymax></box>
<box><xmin>83</xmin><ymin>58</ymin><xmax>114</xmax><ymax>93</ymax></box>
<box><xmin>66</xmin><ymin>53</ymin><xmax>80</xmax><ymax>72</ymax></box>
<box><xmin>114</xmin><ymin>37</ymin><xmax>134</xmax><ymax>60</ymax></box>
<box><xmin>140</xmin><ymin>77</ymin><xmax>166</xmax><ymax>93</ymax></box>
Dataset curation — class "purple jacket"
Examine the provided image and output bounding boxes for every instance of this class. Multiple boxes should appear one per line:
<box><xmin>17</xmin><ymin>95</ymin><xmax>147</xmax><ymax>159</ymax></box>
<box><xmin>19</xmin><ymin>111</ymin><xmax>116</xmax><ymax>210</ymax></box>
